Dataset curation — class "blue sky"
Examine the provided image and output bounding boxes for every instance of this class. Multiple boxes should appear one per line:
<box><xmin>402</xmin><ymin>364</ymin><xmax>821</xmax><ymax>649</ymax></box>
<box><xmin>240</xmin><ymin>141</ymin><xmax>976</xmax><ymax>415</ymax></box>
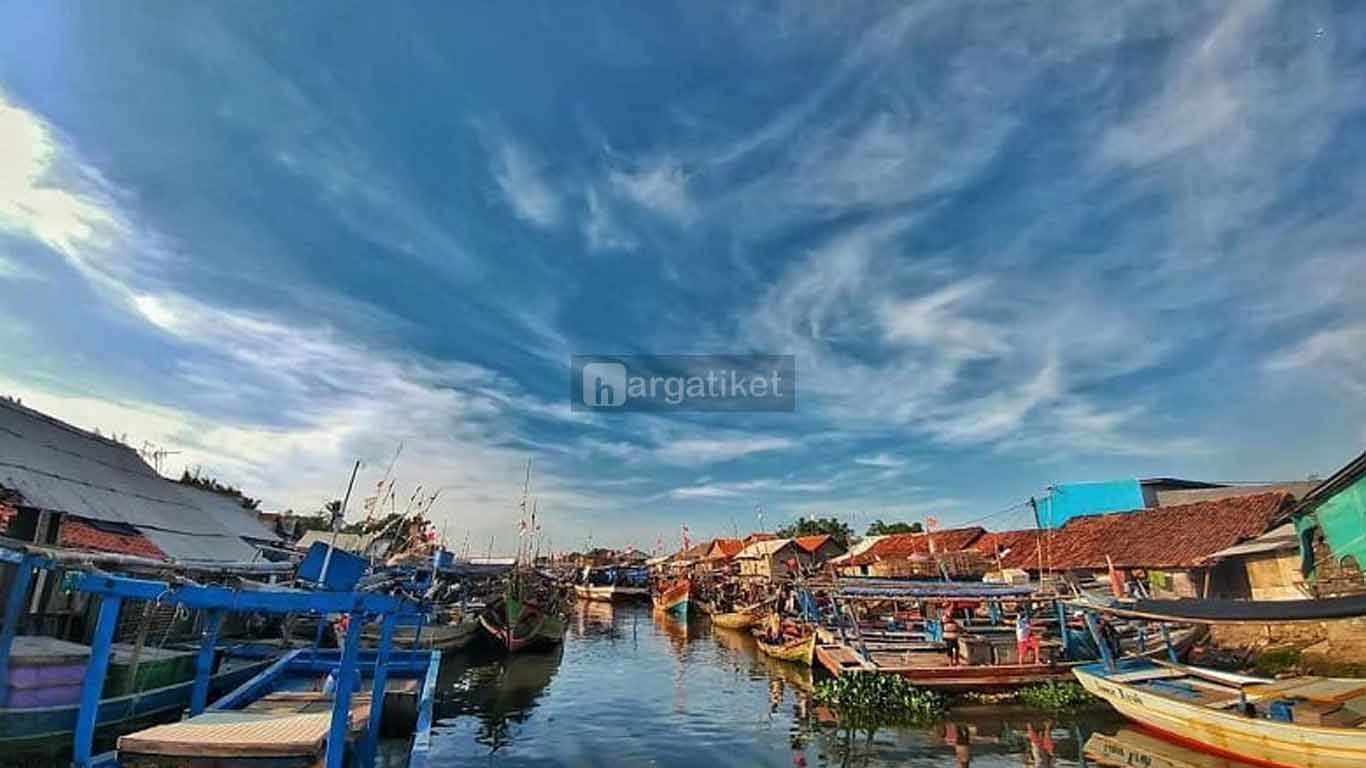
<box><xmin>2</xmin><ymin>2</ymin><xmax>1365</xmax><ymax>553</ymax></box>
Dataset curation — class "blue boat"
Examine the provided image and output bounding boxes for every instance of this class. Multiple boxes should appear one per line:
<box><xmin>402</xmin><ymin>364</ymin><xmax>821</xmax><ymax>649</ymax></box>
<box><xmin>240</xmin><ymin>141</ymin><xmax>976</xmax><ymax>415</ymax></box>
<box><xmin>1</xmin><ymin>542</ymin><xmax>439</xmax><ymax>768</ymax></box>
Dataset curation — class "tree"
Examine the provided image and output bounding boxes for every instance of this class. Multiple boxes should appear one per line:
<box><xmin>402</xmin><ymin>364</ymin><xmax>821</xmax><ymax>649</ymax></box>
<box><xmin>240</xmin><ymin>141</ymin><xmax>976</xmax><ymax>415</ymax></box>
<box><xmin>176</xmin><ymin>467</ymin><xmax>261</xmax><ymax>510</ymax></box>
<box><xmin>866</xmin><ymin>519</ymin><xmax>924</xmax><ymax>536</ymax></box>
<box><xmin>776</xmin><ymin>516</ymin><xmax>853</xmax><ymax>548</ymax></box>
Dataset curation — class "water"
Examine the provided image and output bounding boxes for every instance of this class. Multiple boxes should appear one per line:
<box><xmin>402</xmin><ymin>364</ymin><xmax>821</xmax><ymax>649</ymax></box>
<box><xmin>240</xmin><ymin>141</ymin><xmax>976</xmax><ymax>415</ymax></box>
<box><xmin>422</xmin><ymin>602</ymin><xmax>1128</xmax><ymax>767</ymax></box>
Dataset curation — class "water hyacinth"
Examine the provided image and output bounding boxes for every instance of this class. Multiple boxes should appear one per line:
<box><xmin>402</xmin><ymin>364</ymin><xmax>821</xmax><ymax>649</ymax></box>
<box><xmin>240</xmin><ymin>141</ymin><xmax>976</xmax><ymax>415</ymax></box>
<box><xmin>1017</xmin><ymin>680</ymin><xmax>1096</xmax><ymax>711</ymax></box>
<box><xmin>813</xmin><ymin>672</ymin><xmax>947</xmax><ymax>725</ymax></box>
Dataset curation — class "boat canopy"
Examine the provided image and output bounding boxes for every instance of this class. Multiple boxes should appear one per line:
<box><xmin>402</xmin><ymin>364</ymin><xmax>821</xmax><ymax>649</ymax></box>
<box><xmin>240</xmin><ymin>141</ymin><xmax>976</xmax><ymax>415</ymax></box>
<box><xmin>1070</xmin><ymin>593</ymin><xmax>1366</xmax><ymax>624</ymax></box>
<box><xmin>835</xmin><ymin>579</ymin><xmax>1039</xmax><ymax>599</ymax></box>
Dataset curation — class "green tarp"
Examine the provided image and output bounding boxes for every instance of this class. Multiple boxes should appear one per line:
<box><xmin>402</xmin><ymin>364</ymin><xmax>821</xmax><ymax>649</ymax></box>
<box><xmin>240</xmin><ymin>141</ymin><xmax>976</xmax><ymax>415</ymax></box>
<box><xmin>1297</xmin><ymin>473</ymin><xmax>1366</xmax><ymax>573</ymax></box>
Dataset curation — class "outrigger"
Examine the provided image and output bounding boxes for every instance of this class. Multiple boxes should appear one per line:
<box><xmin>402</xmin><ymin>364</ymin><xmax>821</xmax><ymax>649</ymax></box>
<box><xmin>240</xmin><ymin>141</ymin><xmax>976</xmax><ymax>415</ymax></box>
<box><xmin>0</xmin><ymin>539</ymin><xmax>441</xmax><ymax>768</ymax></box>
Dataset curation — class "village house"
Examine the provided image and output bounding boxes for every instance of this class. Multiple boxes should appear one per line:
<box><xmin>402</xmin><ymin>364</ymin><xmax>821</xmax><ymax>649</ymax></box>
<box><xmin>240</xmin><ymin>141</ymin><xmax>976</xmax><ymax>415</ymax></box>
<box><xmin>973</xmin><ymin>492</ymin><xmax>1292</xmax><ymax>598</ymax></box>
<box><xmin>0</xmin><ymin>398</ymin><xmax>285</xmax><ymax>643</ymax></box>
<box><xmin>733</xmin><ymin>535</ymin><xmax>846</xmax><ymax>580</ymax></box>
<box><xmin>831</xmin><ymin>527</ymin><xmax>987</xmax><ymax>579</ymax></box>
<box><xmin>1292</xmin><ymin>449</ymin><xmax>1366</xmax><ymax>598</ymax></box>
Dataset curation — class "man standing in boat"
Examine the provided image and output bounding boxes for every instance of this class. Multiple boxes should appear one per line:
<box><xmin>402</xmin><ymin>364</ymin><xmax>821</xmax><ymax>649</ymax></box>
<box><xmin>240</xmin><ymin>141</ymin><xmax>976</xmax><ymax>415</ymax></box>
<box><xmin>942</xmin><ymin>606</ymin><xmax>961</xmax><ymax>666</ymax></box>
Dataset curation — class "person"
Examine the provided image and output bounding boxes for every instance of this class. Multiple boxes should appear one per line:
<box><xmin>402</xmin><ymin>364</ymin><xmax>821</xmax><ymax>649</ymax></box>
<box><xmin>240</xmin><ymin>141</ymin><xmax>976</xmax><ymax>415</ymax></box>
<box><xmin>942</xmin><ymin>608</ymin><xmax>961</xmax><ymax>665</ymax></box>
<box><xmin>1016</xmin><ymin>611</ymin><xmax>1039</xmax><ymax>664</ymax></box>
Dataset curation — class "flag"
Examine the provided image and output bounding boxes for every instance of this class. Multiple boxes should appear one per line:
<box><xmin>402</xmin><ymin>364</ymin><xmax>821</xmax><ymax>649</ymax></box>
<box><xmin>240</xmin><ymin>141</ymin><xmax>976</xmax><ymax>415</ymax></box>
<box><xmin>926</xmin><ymin>516</ymin><xmax>939</xmax><ymax>531</ymax></box>
<box><xmin>1106</xmin><ymin>555</ymin><xmax>1125</xmax><ymax>598</ymax></box>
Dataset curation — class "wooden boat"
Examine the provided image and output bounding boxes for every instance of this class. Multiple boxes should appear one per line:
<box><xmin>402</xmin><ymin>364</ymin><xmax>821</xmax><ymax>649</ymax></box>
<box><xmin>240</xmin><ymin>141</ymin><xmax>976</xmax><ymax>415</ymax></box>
<box><xmin>117</xmin><ymin>646</ymin><xmax>440</xmax><ymax>768</ymax></box>
<box><xmin>652</xmin><ymin>578</ymin><xmax>691</xmax><ymax>618</ymax></box>
<box><xmin>754</xmin><ymin>632</ymin><xmax>817</xmax><ymax>666</ymax></box>
<box><xmin>710</xmin><ymin>603</ymin><xmax>765</xmax><ymax>630</ymax></box>
<box><xmin>479</xmin><ymin>594</ymin><xmax>566</xmax><ymax>654</ymax></box>
<box><xmin>361</xmin><ymin>614</ymin><xmax>481</xmax><ymax>652</ymax></box>
<box><xmin>0</xmin><ymin>638</ymin><xmax>277</xmax><ymax>752</ymax></box>
<box><xmin>1075</xmin><ymin>658</ymin><xmax>1366</xmax><ymax>768</ymax></box>
<box><xmin>573</xmin><ymin>566</ymin><xmax>651</xmax><ymax>603</ymax></box>
<box><xmin>1085</xmin><ymin>727</ymin><xmax>1259</xmax><ymax>768</ymax></box>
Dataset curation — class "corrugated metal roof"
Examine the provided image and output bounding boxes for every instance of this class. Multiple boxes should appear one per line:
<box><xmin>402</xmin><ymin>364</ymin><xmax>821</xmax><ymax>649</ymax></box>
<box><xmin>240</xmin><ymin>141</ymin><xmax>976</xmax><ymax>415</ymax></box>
<box><xmin>0</xmin><ymin>399</ymin><xmax>271</xmax><ymax>563</ymax></box>
<box><xmin>175</xmin><ymin>484</ymin><xmax>278</xmax><ymax>541</ymax></box>
<box><xmin>1200</xmin><ymin>523</ymin><xmax>1299</xmax><ymax>561</ymax></box>
<box><xmin>736</xmin><ymin>538</ymin><xmax>794</xmax><ymax>559</ymax></box>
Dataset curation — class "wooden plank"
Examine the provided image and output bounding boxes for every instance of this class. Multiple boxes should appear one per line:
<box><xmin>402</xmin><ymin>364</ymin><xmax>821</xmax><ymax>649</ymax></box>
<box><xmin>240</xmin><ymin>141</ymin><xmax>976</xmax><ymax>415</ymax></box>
<box><xmin>118</xmin><ymin>694</ymin><xmax>370</xmax><ymax>759</ymax></box>
<box><xmin>1108</xmin><ymin>668</ymin><xmax>1189</xmax><ymax>684</ymax></box>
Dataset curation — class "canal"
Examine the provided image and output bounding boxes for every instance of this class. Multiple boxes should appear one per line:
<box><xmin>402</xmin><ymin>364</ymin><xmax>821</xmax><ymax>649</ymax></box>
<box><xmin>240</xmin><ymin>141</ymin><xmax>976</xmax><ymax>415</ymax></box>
<box><xmin>412</xmin><ymin>602</ymin><xmax>1128</xmax><ymax>767</ymax></box>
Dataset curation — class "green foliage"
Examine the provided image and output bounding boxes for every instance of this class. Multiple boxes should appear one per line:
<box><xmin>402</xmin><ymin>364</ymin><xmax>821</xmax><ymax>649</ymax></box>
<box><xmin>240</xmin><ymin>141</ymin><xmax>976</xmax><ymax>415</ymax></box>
<box><xmin>776</xmin><ymin>516</ymin><xmax>853</xmax><ymax>548</ymax></box>
<box><xmin>177</xmin><ymin>467</ymin><xmax>261</xmax><ymax>510</ymax></box>
<box><xmin>866</xmin><ymin>519</ymin><xmax>924</xmax><ymax>536</ymax></box>
<box><xmin>1253</xmin><ymin>647</ymin><xmax>1302</xmax><ymax>678</ymax></box>
<box><xmin>813</xmin><ymin>672</ymin><xmax>946</xmax><ymax>726</ymax></box>
<box><xmin>1017</xmin><ymin>680</ymin><xmax>1096</xmax><ymax>711</ymax></box>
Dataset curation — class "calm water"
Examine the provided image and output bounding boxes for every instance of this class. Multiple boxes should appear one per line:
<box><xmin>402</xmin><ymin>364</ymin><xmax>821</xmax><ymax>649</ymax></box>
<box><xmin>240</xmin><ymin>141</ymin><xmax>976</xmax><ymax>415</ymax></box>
<box><xmin>420</xmin><ymin>602</ymin><xmax>1128</xmax><ymax>767</ymax></box>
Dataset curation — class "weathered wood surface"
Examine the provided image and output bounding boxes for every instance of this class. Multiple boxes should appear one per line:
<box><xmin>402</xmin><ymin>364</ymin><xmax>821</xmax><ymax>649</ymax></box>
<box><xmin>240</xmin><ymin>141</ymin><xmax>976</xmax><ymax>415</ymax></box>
<box><xmin>118</xmin><ymin>692</ymin><xmax>370</xmax><ymax>760</ymax></box>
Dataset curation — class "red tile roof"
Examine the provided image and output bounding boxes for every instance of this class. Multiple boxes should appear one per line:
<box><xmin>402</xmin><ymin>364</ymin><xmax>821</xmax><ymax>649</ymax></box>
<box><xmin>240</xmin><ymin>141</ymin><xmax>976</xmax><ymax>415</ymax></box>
<box><xmin>973</xmin><ymin>529</ymin><xmax>1048</xmax><ymax>570</ymax></box>
<box><xmin>974</xmin><ymin>492</ymin><xmax>1292</xmax><ymax>572</ymax></box>
<box><xmin>842</xmin><ymin>527</ymin><xmax>986</xmax><ymax>567</ymax></box>
<box><xmin>1045</xmin><ymin>491</ymin><xmax>1290</xmax><ymax>569</ymax></box>
<box><xmin>58</xmin><ymin>516</ymin><xmax>166</xmax><ymax>560</ymax></box>
<box><xmin>793</xmin><ymin>534</ymin><xmax>841</xmax><ymax>554</ymax></box>
<box><xmin>706</xmin><ymin>538</ymin><xmax>746</xmax><ymax>560</ymax></box>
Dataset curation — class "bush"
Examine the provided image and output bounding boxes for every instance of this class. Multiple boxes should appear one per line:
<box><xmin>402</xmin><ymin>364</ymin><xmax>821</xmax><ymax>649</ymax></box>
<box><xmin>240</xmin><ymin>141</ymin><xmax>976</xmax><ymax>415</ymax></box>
<box><xmin>1253</xmin><ymin>647</ymin><xmax>1302</xmax><ymax>678</ymax></box>
<box><xmin>1018</xmin><ymin>680</ymin><xmax>1096</xmax><ymax>711</ymax></box>
<box><xmin>813</xmin><ymin>672</ymin><xmax>946</xmax><ymax>726</ymax></box>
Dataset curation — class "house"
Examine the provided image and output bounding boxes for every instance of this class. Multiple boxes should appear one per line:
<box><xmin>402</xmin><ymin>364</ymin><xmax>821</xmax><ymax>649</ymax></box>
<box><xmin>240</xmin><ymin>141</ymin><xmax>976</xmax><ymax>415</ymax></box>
<box><xmin>1034</xmin><ymin>477</ymin><xmax>1316</xmax><ymax>529</ymax></box>
<box><xmin>1292</xmin><ymin>449</ymin><xmax>1366</xmax><ymax>597</ymax></box>
<box><xmin>0</xmin><ymin>398</ymin><xmax>278</xmax><ymax>564</ymax></box>
<box><xmin>978</xmin><ymin>492</ymin><xmax>1291</xmax><ymax>598</ymax></box>
<box><xmin>735</xmin><ymin>538</ymin><xmax>826</xmax><ymax>581</ymax></box>
<box><xmin>1199</xmin><ymin>523</ymin><xmax>1305</xmax><ymax>600</ymax></box>
<box><xmin>791</xmin><ymin>534</ymin><xmax>846</xmax><ymax>566</ymax></box>
<box><xmin>831</xmin><ymin>527</ymin><xmax>986</xmax><ymax>578</ymax></box>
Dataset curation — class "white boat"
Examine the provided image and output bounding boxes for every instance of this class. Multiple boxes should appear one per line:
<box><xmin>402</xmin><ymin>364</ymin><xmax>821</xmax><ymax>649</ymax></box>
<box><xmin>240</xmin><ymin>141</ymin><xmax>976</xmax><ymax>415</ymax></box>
<box><xmin>1075</xmin><ymin>658</ymin><xmax>1366</xmax><ymax>768</ymax></box>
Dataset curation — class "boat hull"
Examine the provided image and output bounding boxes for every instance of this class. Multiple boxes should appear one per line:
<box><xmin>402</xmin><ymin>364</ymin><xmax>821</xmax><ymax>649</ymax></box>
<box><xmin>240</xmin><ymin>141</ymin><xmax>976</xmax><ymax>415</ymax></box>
<box><xmin>652</xmin><ymin>579</ymin><xmax>690</xmax><ymax>618</ymax></box>
<box><xmin>1075</xmin><ymin>664</ymin><xmax>1366</xmax><ymax>768</ymax></box>
<box><xmin>0</xmin><ymin>656</ymin><xmax>274</xmax><ymax>751</ymax></box>
<box><xmin>711</xmin><ymin>611</ymin><xmax>760</xmax><ymax>630</ymax></box>
<box><xmin>573</xmin><ymin>584</ymin><xmax>650</xmax><ymax>603</ymax></box>
<box><xmin>363</xmin><ymin>617</ymin><xmax>481</xmax><ymax>652</ymax></box>
<box><xmin>479</xmin><ymin>598</ymin><xmax>566</xmax><ymax>654</ymax></box>
<box><xmin>755</xmin><ymin>633</ymin><xmax>816</xmax><ymax>666</ymax></box>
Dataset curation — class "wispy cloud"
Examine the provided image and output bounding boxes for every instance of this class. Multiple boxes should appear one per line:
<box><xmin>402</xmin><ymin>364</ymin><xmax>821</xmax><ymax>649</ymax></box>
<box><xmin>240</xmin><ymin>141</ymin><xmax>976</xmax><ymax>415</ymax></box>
<box><xmin>490</xmin><ymin>137</ymin><xmax>562</xmax><ymax>229</ymax></box>
<box><xmin>583</xmin><ymin>186</ymin><xmax>638</xmax><ymax>251</ymax></box>
<box><xmin>609</xmin><ymin>160</ymin><xmax>694</xmax><ymax>223</ymax></box>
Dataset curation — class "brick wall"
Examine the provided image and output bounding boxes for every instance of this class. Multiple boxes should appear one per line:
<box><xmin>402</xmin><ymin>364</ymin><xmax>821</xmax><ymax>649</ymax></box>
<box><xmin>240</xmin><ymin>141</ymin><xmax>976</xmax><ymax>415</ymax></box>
<box><xmin>1307</xmin><ymin>528</ymin><xmax>1366</xmax><ymax>597</ymax></box>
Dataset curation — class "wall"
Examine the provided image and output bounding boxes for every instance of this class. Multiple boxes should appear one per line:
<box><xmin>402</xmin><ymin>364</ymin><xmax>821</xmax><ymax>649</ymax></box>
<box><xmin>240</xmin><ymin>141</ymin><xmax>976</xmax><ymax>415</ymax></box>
<box><xmin>1305</xmin><ymin>528</ymin><xmax>1366</xmax><ymax>597</ymax></box>
<box><xmin>1242</xmin><ymin>551</ymin><xmax>1306</xmax><ymax>600</ymax></box>
<box><xmin>1037</xmin><ymin>480</ymin><xmax>1145</xmax><ymax>529</ymax></box>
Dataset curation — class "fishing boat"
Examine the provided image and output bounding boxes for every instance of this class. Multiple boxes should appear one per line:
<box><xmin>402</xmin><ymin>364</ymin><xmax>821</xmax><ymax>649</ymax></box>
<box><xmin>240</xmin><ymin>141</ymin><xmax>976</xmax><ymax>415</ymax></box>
<box><xmin>1</xmin><ymin>539</ymin><xmax>436</xmax><ymax>768</ymax></box>
<box><xmin>360</xmin><ymin>611</ymin><xmax>481</xmax><ymax>652</ymax></box>
<box><xmin>814</xmin><ymin>580</ymin><xmax>1199</xmax><ymax>691</ymax></box>
<box><xmin>754</xmin><ymin>632</ymin><xmax>817</xmax><ymax>666</ymax></box>
<box><xmin>572</xmin><ymin>566</ymin><xmax>651</xmax><ymax>602</ymax></box>
<box><xmin>1071</xmin><ymin>595</ymin><xmax>1366</xmax><ymax>768</ymax></box>
<box><xmin>652</xmin><ymin>577</ymin><xmax>691</xmax><ymax>618</ymax></box>
<box><xmin>478</xmin><ymin>570</ymin><xmax>567</xmax><ymax>654</ymax></box>
<box><xmin>710</xmin><ymin>602</ymin><xmax>765</xmax><ymax>630</ymax></box>
<box><xmin>1086</xmin><ymin>727</ymin><xmax>1261</xmax><ymax>768</ymax></box>
<box><xmin>0</xmin><ymin>639</ymin><xmax>278</xmax><ymax>753</ymax></box>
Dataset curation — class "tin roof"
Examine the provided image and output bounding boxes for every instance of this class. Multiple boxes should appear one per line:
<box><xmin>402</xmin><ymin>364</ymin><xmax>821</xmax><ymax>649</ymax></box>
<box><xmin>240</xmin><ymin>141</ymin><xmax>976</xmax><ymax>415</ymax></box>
<box><xmin>0</xmin><ymin>398</ymin><xmax>275</xmax><ymax>562</ymax></box>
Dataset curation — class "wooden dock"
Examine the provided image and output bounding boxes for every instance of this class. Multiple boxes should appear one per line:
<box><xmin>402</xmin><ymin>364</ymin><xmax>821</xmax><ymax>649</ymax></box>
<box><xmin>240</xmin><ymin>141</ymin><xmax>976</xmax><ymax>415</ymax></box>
<box><xmin>118</xmin><ymin>692</ymin><xmax>371</xmax><ymax>767</ymax></box>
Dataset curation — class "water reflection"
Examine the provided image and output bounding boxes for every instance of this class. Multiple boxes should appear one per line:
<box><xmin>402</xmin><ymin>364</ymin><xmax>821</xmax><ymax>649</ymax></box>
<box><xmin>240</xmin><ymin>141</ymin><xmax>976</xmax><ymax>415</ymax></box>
<box><xmin>423</xmin><ymin>603</ymin><xmax>1246</xmax><ymax>767</ymax></box>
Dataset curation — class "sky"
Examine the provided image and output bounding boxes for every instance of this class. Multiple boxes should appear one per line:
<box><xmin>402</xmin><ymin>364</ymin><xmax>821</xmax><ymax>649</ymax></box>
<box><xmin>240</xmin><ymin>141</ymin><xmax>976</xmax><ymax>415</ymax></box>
<box><xmin>1</xmin><ymin>2</ymin><xmax>1365</xmax><ymax>554</ymax></box>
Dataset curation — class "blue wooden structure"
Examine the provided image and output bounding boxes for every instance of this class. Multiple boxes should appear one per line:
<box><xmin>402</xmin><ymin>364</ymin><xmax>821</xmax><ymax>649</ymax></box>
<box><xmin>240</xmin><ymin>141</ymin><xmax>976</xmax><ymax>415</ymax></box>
<box><xmin>0</xmin><ymin>542</ymin><xmax>437</xmax><ymax>768</ymax></box>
